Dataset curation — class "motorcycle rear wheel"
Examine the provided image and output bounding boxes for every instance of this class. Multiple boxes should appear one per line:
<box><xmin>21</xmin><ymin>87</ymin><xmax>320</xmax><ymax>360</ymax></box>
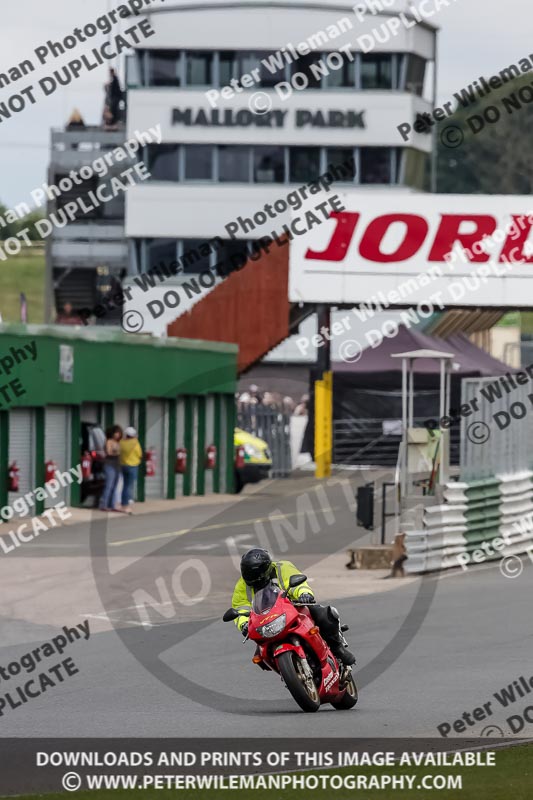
<box><xmin>278</xmin><ymin>651</ymin><xmax>320</xmax><ymax>713</ymax></box>
<box><xmin>331</xmin><ymin>673</ymin><xmax>358</xmax><ymax>710</ymax></box>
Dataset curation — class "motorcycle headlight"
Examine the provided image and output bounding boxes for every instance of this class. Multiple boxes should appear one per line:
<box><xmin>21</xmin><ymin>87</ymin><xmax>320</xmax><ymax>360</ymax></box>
<box><xmin>258</xmin><ymin>614</ymin><xmax>286</xmax><ymax>638</ymax></box>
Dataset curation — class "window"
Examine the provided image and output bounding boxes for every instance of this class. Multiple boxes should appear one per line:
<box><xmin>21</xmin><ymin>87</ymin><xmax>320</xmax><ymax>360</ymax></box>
<box><xmin>145</xmin><ymin>239</ymin><xmax>177</xmax><ymax>271</ymax></box>
<box><xmin>215</xmin><ymin>239</ymin><xmax>251</xmax><ymax>276</ymax></box>
<box><xmin>144</xmin><ymin>49</ymin><xmax>424</xmax><ymax>92</ymax></box>
<box><xmin>56</xmin><ymin>174</ymin><xmax>100</xmax><ymax>219</ymax></box>
<box><xmin>253</xmin><ymin>146</ymin><xmax>284</xmax><ymax>182</ymax></box>
<box><xmin>326</xmin><ymin>148</ymin><xmax>355</xmax><ymax>181</ymax></box>
<box><xmin>405</xmin><ymin>54</ymin><xmax>426</xmax><ymax>96</ymax></box>
<box><xmin>219</xmin><ymin>51</ymin><xmax>237</xmax><ymax>85</ymax></box>
<box><xmin>184</xmin><ymin>145</ymin><xmax>213</xmax><ymax>180</ymax></box>
<box><xmin>361</xmin><ymin>54</ymin><xmax>393</xmax><ymax>89</ymax></box>
<box><xmin>147</xmin><ymin>145</ymin><xmax>180</xmax><ymax>181</ymax></box>
<box><xmin>180</xmin><ymin>239</ymin><xmax>214</xmax><ymax>274</ymax></box>
<box><xmin>126</xmin><ymin>52</ymin><xmax>142</xmax><ymax>88</ymax></box>
<box><xmin>220</xmin><ymin>51</ymin><xmax>286</xmax><ymax>88</ymax></box>
<box><xmin>251</xmin><ymin>51</ymin><xmax>286</xmax><ymax>87</ymax></box>
<box><xmin>218</xmin><ymin>146</ymin><xmax>250</xmax><ymax>182</ymax></box>
<box><xmin>148</xmin><ymin>50</ymin><xmax>181</xmax><ymax>87</ymax></box>
<box><xmin>137</xmin><ymin>146</ymin><xmax>402</xmax><ymax>186</ymax></box>
<box><xmin>291</xmin><ymin>53</ymin><xmax>323</xmax><ymax>89</ymax></box>
<box><xmin>289</xmin><ymin>147</ymin><xmax>321</xmax><ymax>183</ymax></box>
<box><xmin>186</xmin><ymin>52</ymin><xmax>213</xmax><ymax>85</ymax></box>
<box><xmin>325</xmin><ymin>52</ymin><xmax>355</xmax><ymax>88</ymax></box>
<box><xmin>360</xmin><ymin>148</ymin><xmax>391</xmax><ymax>184</ymax></box>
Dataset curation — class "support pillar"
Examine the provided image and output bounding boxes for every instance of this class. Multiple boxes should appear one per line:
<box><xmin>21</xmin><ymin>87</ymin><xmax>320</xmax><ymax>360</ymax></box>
<box><xmin>314</xmin><ymin>305</ymin><xmax>332</xmax><ymax>478</ymax></box>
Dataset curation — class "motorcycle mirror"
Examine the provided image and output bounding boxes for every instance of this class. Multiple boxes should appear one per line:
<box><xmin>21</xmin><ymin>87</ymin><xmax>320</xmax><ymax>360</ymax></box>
<box><xmin>222</xmin><ymin>608</ymin><xmax>239</xmax><ymax>622</ymax></box>
<box><xmin>288</xmin><ymin>574</ymin><xmax>307</xmax><ymax>588</ymax></box>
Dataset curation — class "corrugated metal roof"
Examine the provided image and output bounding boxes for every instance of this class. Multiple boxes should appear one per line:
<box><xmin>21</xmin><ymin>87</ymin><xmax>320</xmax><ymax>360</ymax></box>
<box><xmin>0</xmin><ymin>323</ymin><xmax>238</xmax><ymax>354</ymax></box>
<box><xmin>167</xmin><ymin>246</ymin><xmax>291</xmax><ymax>372</ymax></box>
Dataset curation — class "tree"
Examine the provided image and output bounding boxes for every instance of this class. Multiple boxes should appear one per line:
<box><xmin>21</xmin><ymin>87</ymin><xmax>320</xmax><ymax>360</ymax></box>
<box><xmin>0</xmin><ymin>204</ymin><xmax>23</xmax><ymax>240</ymax></box>
<box><xmin>0</xmin><ymin>204</ymin><xmax>44</xmax><ymax>240</ymax></box>
<box><xmin>436</xmin><ymin>71</ymin><xmax>533</xmax><ymax>194</ymax></box>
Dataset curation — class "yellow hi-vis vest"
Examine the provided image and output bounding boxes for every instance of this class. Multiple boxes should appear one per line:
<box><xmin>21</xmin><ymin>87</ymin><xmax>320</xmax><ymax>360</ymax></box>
<box><xmin>230</xmin><ymin>560</ymin><xmax>314</xmax><ymax>631</ymax></box>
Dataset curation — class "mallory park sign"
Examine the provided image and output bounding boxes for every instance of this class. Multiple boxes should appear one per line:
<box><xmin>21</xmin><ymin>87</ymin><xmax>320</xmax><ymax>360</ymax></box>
<box><xmin>171</xmin><ymin>107</ymin><xmax>365</xmax><ymax>129</ymax></box>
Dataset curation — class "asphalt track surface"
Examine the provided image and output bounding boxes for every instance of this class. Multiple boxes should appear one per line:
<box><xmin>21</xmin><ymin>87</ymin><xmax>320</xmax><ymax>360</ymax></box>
<box><xmin>0</xmin><ymin>473</ymin><xmax>532</xmax><ymax>740</ymax></box>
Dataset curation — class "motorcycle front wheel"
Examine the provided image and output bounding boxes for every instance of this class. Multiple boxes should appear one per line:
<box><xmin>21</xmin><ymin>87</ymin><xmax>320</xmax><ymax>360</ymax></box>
<box><xmin>277</xmin><ymin>651</ymin><xmax>320</xmax><ymax>713</ymax></box>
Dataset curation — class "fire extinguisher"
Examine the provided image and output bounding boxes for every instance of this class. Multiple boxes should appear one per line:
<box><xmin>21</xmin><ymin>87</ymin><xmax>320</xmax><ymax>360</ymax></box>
<box><xmin>45</xmin><ymin>459</ymin><xmax>58</xmax><ymax>484</ymax></box>
<box><xmin>175</xmin><ymin>447</ymin><xmax>187</xmax><ymax>474</ymax></box>
<box><xmin>81</xmin><ymin>451</ymin><xmax>93</xmax><ymax>480</ymax></box>
<box><xmin>145</xmin><ymin>448</ymin><xmax>156</xmax><ymax>477</ymax></box>
<box><xmin>205</xmin><ymin>444</ymin><xmax>217</xmax><ymax>470</ymax></box>
<box><xmin>8</xmin><ymin>462</ymin><xmax>19</xmax><ymax>492</ymax></box>
<box><xmin>235</xmin><ymin>445</ymin><xmax>245</xmax><ymax>469</ymax></box>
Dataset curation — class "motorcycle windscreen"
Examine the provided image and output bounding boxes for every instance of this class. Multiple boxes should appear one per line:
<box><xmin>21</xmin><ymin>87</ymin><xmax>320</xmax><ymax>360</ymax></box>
<box><xmin>252</xmin><ymin>583</ymin><xmax>281</xmax><ymax>613</ymax></box>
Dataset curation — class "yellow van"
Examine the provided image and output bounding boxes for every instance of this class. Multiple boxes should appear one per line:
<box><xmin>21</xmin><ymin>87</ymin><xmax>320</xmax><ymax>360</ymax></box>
<box><xmin>234</xmin><ymin>428</ymin><xmax>272</xmax><ymax>492</ymax></box>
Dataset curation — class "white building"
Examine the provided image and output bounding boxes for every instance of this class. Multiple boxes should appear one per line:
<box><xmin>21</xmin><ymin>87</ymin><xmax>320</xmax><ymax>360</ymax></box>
<box><xmin>124</xmin><ymin>0</ymin><xmax>437</xmax><ymax>337</ymax></box>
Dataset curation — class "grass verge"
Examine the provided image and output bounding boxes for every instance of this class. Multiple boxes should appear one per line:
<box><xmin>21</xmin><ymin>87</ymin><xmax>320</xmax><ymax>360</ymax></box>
<box><xmin>0</xmin><ymin>247</ymin><xmax>45</xmax><ymax>323</ymax></box>
<box><xmin>4</xmin><ymin>743</ymin><xmax>532</xmax><ymax>800</ymax></box>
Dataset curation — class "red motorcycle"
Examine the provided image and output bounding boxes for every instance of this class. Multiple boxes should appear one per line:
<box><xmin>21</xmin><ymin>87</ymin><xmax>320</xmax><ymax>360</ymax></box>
<box><xmin>223</xmin><ymin>574</ymin><xmax>358</xmax><ymax>713</ymax></box>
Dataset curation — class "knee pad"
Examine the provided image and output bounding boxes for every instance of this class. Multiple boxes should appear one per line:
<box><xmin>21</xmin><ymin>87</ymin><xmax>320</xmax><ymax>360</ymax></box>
<box><xmin>312</xmin><ymin>605</ymin><xmax>340</xmax><ymax>637</ymax></box>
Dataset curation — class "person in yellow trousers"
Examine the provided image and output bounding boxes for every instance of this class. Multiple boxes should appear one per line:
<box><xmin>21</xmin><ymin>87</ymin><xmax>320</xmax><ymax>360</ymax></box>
<box><xmin>119</xmin><ymin>426</ymin><xmax>143</xmax><ymax>514</ymax></box>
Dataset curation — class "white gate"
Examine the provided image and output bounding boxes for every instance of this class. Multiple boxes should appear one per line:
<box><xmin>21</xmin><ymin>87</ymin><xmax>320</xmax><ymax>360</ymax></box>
<box><xmin>175</xmin><ymin>398</ymin><xmax>185</xmax><ymax>497</ymax></box>
<box><xmin>145</xmin><ymin>399</ymin><xmax>168</xmax><ymax>499</ymax></box>
<box><xmin>114</xmin><ymin>400</ymin><xmax>131</xmax><ymax>431</ymax></box>
<box><xmin>190</xmin><ymin>398</ymin><xmax>198</xmax><ymax>496</ymax></box>
<box><xmin>8</xmin><ymin>409</ymin><xmax>36</xmax><ymax>510</ymax></box>
<box><xmin>204</xmin><ymin>396</ymin><xmax>215</xmax><ymax>495</ymax></box>
<box><xmin>44</xmin><ymin>406</ymin><xmax>71</xmax><ymax>507</ymax></box>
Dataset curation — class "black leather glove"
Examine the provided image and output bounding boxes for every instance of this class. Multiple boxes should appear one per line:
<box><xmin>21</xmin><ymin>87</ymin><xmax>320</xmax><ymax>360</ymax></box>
<box><xmin>297</xmin><ymin>593</ymin><xmax>315</xmax><ymax>604</ymax></box>
<box><xmin>241</xmin><ymin>622</ymin><xmax>249</xmax><ymax>638</ymax></box>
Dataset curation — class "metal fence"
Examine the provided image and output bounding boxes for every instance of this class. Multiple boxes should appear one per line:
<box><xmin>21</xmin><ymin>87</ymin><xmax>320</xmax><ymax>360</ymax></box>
<box><xmin>333</xmin><ymin>417</ymin><xmax>461</xmax><ymax>468</ymax></box>
<box><xmin>460</xmin><ymin>375</ymin><xmax>533</xmax><ymax>480</ymax></box>
<box><xmin>237</xmin><ymin>405</ymin><xmax>292</xmax><ymax>477</ymax></box>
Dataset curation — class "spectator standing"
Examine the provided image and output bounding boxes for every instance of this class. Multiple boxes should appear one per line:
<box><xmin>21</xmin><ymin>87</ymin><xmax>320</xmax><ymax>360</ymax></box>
<box><xmin>104</xmin><ymin>68</ymin><xmax>123</xmax><ymax>126</ymax></box>
<box><xmin>56</xmin><ymin>302</ymin><xmax>85</xmax><ymax>325</ymax></box>
<box><xmin>294</xmin><ymin>394</ymin><xmax>309</xmax><ymax>416</ymax></box>
<box><xmin>119</xmin><ymin>426</ymin><xmax>143</xmax><ymax>514</ymax></box>
<box><xmin>249</xmin><ymin>384</ymin><xmax>263</xmax><ymax>405</ymax></box>
<box><xmin>262</xmin><ymin>391</ymin><xmax>276</xmax><ymax>408</ymax></box>
<box><xmin>283</xmin><ymin>395</ymin><xmax>296</xmax><ymax>414</ymax></box>
<box><xmin>238</xmin><ymin>391</ymin><xmax>251</xmax><ymax>408</ymax></box>
<box><xmin>66</xmin><ymin>108</ymin><xmax>86</xmax><ymax>129</ymax></box>
<box><xmin>99</xmin><ymin>425</ymin><xmax>123</xmax><ymax>511</ymax></box>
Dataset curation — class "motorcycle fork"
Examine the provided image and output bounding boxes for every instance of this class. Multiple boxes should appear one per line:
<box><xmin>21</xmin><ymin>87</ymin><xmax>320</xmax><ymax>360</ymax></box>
<box><xmin>295</xmin><ymin>655</ymin><xmax>318</xmax><ymax>696</ymax></box>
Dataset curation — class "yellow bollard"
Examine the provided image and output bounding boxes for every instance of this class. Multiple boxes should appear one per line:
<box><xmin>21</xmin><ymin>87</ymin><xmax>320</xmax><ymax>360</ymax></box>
<box><xmin>315</xmin><ymin>371</ymin><xmax>332</xmax><ymax>478</ymax></box>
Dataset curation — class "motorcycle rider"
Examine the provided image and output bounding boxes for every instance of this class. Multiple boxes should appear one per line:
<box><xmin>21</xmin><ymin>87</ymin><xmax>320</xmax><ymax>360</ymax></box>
<box><xmin>232</xmin><ymin>547</ymin><xmax>356</xmax><ymax>666</ymax></box>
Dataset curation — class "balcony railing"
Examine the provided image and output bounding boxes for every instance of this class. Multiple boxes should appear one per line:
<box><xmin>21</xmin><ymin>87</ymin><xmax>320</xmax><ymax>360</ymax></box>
<box><xmin>51</xmin><ymin>126</ymin><xmax>127</xmax><ymax>153</ymax></box>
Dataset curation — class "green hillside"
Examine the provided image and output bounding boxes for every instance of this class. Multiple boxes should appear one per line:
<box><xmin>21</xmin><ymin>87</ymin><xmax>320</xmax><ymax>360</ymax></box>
<box><xmin>0</xmin><ymin>247</ymin><xmax>45</xmax><ymax>323</ymax></box>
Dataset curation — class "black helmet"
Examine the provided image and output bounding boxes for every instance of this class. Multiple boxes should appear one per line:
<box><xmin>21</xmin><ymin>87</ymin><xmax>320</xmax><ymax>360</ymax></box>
<box><xmin>240</xmin><ymin>548</ymin><xmax>273</xmax><ymax>589</ymax></box>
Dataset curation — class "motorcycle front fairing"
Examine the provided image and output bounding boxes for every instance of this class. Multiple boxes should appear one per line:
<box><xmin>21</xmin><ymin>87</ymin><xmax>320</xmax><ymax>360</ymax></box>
<box><xmin>248</xmin><ymin>583</ymin><xmax>328</xmax><ymax>669</ymax></box>
<box><xmin>248</xmin><ymin>584</ymin><xmax>299</xmax><ymax>650</ymax></box>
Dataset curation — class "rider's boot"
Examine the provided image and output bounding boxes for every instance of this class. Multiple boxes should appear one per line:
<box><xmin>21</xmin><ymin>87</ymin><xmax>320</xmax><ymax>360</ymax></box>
<box><xmin>329</xmin><ymin>636</ymin><xmax>356</xmax><ymax>666</ymax></box>
<box><xmin>324</xmin><ymin>606</ymin><xmax>356</xmax><ymax>666</ymax></box>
